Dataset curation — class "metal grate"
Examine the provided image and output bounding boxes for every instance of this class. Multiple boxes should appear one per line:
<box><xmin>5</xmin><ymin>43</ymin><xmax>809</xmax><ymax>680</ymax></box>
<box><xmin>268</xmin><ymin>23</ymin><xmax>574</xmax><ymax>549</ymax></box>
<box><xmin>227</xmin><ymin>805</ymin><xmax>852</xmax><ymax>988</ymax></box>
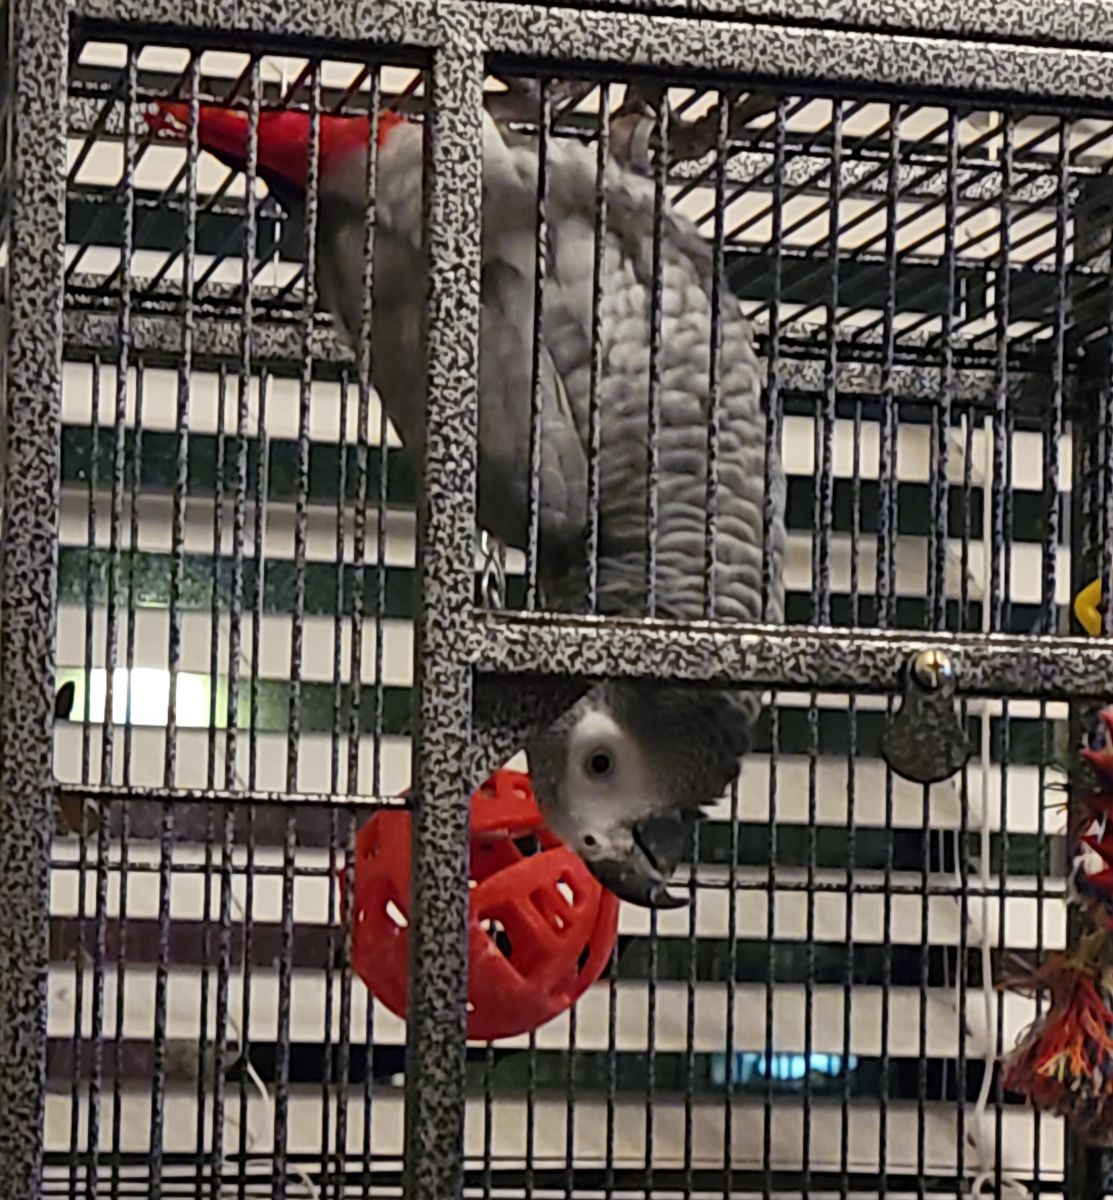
<box><xmin>5</xmin><ymin>3</ymin><xmax>1113</xmax><ymax>1200</ymax></box>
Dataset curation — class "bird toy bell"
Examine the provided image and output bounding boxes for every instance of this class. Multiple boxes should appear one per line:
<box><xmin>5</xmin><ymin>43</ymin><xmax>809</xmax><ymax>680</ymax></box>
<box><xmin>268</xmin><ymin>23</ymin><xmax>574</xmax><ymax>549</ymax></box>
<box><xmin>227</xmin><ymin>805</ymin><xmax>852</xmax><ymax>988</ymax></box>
<box><xmin>345</xmin><ymin>769</ymin><xmax>620</xmax><ymax>1042</ymax></box>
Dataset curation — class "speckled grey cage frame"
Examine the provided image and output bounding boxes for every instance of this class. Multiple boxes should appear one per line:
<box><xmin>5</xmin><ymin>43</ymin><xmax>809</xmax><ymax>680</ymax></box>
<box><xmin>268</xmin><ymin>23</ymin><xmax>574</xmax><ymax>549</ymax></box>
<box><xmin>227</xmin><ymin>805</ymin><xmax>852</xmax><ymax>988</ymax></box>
<box><xmin>9</xmin><ymin>1</ymin><xmax>1113</xmax><ymax>1198</ymax></box>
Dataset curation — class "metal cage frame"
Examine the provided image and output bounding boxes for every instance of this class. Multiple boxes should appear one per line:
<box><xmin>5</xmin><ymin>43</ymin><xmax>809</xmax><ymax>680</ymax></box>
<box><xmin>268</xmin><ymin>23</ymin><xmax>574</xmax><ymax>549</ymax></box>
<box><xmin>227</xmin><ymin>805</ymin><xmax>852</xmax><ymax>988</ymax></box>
<box><xmin>8</xmin><ymin>1</ymin><xmax>1113</xmax><ymax>1197</ymax></box>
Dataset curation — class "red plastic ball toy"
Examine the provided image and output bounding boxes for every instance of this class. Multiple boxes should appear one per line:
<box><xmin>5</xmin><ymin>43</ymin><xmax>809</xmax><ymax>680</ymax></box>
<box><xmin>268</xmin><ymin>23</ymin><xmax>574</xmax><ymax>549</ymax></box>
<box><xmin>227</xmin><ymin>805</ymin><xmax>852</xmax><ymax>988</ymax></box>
<box><xmin>346</xmin><ymin>769</ymin><xmax>620</xmax><ymax>1042</ymax></box>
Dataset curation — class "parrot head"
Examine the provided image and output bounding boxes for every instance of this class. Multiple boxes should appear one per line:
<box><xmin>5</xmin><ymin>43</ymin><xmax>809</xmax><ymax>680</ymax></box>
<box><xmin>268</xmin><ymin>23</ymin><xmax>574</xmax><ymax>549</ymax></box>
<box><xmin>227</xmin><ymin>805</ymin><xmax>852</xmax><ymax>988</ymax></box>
<box><xmin>144</xmin><ymin>99</ymin><xmax>408</xmax><ymax>203</ymax></box>
<box><xmin>526</xmin><ymin>683</ymin><xmax>750</xmax><ymax>909</ymax></box>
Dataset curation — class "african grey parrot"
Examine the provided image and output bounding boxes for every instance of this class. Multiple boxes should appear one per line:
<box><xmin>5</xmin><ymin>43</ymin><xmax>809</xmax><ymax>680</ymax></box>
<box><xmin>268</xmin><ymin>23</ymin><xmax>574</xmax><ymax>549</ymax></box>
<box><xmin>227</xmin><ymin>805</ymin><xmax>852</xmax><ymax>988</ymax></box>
<box><xmin>146</xmin><ymin>98</ymin><xmax>786</xmax><ymax>908</ymax></box>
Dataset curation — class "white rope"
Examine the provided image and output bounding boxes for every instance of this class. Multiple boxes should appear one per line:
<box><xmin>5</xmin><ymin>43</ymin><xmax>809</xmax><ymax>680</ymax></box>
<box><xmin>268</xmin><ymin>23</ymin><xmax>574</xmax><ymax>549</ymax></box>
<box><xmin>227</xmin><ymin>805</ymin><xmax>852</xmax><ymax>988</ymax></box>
<box><xmin>215</xmin><ymin>888</ymin><xmax>321</xmax><ymax>1199</ymax></box>
<box><xmin>949</xmin><ymin>414</ymin><xmax>1030</xmax><ymax>1200</ymax></box>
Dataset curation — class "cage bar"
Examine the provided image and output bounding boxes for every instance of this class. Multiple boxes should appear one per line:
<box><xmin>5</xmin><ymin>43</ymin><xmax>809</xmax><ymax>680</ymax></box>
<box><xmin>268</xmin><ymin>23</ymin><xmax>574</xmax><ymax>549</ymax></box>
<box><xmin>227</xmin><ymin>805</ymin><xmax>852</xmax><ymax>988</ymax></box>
<box><xmin>403</xmin><ymin>28</ymin><xmax>484</xmax><ymax>1200</ymax></box>
<box><xmin>0</xmin><ymin>0</ymin><xmax>69</xmax><ymax>1196</ymax></box>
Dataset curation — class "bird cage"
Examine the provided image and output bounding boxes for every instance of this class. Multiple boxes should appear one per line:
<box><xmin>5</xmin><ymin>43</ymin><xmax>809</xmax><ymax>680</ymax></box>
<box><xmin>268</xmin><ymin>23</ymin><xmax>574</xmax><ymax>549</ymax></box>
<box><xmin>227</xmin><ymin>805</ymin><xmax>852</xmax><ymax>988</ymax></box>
<box><xmin>3</xmin><ymin>1</ymin><xmax>1113</xmax><ymax>1199</ymax></box>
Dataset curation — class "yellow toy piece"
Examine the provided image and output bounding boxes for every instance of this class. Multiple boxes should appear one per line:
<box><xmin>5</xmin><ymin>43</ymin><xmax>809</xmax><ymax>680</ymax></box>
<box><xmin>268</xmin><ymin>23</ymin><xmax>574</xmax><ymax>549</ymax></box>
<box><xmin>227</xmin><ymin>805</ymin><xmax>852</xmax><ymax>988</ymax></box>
<box><xmin>1075</xmin><ymin>577</ymin><xmax>1104</xmax><ymax>637</ymax></box>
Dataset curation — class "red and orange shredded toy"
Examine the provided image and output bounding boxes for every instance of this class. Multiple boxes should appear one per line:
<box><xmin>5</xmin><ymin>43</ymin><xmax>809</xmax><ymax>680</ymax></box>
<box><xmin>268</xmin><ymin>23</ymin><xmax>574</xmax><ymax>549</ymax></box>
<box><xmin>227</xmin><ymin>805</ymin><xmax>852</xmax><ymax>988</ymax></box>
<box><xmin>1002</xmin><ymin>707</ymin><xmax>1113</xmax><ymax>1141</ymax></box>
<box><xmin>1070</xmin><ymin>708</ymin><xmax>1113</xmax><ymax>927</ymax></box>
<box><xmin>1002</xmin><ymin>930</ymin><xmax>1113</xmax><ymax>1141</ymax></box>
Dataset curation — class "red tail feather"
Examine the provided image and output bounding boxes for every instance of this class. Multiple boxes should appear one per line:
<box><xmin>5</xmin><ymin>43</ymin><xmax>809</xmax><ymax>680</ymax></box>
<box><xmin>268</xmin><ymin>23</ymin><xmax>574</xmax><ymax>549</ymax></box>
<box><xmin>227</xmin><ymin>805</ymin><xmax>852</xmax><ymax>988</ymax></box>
<box><xmin>144</xmin><ymin>99</ymin><xmax>406</xmax><ymax>190</ymax></box>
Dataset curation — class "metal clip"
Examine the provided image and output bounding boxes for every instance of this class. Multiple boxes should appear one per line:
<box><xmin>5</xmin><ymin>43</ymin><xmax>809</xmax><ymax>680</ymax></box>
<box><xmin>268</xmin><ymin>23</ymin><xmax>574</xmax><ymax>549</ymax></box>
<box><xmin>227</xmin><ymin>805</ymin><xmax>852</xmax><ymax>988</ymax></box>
<box><xmin>478</xmin><ymin>529</ymin><xmax>507</xmax><ymax>611</ymax></box>
<box><xmin>880</xmin><ymin>648</ymin><xmax>971</xmax><ymax>786</ymax></box>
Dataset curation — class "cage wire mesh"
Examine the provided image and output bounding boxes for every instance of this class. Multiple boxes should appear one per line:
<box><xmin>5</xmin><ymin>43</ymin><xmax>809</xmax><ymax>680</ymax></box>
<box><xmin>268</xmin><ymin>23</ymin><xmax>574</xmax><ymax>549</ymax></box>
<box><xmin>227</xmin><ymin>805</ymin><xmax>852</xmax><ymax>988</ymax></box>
<box><xmin>5</xmin><ymin>8</ymin><xmax>1113</xmax><ymax>1200</ymax></box>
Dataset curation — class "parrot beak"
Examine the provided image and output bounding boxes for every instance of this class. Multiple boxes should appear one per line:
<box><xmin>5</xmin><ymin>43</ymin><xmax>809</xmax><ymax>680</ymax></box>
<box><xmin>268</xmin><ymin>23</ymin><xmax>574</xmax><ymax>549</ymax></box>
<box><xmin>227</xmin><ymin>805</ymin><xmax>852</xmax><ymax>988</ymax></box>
<box><xmin>591</xmin><ymin>860</ymin><xmax>689</xmax><ymax>909</ymax></box>
<box><xmin>589</xmin><ymin>813</ymin><xmax>691</xmax><ymax>910</ymax></box>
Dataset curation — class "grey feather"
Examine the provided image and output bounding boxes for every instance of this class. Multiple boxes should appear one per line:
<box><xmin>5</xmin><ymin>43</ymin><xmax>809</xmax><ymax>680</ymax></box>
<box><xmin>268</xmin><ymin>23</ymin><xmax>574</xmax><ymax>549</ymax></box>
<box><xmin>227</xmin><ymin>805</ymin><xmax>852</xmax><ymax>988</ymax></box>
<box><xmin>318</xmin><ymin>134</ymin><xmax>589</xmax><ymax>567</ymax></box>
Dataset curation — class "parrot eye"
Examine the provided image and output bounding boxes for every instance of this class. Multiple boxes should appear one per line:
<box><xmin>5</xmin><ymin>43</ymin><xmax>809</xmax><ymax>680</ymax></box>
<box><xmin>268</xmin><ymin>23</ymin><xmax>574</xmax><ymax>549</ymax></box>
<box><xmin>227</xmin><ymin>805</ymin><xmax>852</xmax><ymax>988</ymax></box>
<box><xmin>585</xmin><ymin>749</ymin><xmax>614</xmax><ymax>779</ymax></box>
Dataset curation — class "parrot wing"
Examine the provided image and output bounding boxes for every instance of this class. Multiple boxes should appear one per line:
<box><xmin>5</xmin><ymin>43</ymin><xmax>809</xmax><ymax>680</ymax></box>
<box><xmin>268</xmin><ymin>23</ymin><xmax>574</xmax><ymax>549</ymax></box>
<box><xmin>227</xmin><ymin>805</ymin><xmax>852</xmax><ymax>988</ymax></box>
<box><xmin>491</xmin><ymin>122</ymin><xmax>785</xmax><ymax>635</ymax></box>
<box><xmin>316</xmin><ymin>135</ymin><xmax>590</xmax><ymax>576</ymax></box>
<box><xmin>476</xmin><ymin>256</ymin><xmax>589</xmax><ymax>584</ymax></box>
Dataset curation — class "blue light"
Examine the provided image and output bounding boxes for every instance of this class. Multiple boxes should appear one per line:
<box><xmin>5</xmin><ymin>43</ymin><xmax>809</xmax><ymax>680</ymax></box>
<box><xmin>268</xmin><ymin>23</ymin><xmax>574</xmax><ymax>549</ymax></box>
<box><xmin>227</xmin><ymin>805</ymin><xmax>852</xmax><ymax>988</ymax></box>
<box><xmin>709</xmin><ymin>1051</ymin><xmax>860</xmax><ymax>1087</ymax></box>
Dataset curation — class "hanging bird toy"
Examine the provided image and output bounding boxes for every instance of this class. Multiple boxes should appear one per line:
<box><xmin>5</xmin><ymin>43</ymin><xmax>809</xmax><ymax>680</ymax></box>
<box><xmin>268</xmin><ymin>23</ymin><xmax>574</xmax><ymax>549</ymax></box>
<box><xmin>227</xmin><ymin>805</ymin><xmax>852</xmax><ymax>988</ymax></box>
<box><xmin>1070</xmin><ymin>709</ymin><xmax>1113</xmax><ymax>927</ymax></box>
<box><xmin>1001</xmin><ymin>700</ymin><xmax>1113</xmax><ymax>1142</ymax></box>
<box><xmin>1002</xmin><ymin>929</ymin><xmax>1113</xmax><ymax>1141</ymax></box>
<box><xmin>345</xmin><ymin>769</ymin><xmax>620</xmax><ymax>1042</ymax></box>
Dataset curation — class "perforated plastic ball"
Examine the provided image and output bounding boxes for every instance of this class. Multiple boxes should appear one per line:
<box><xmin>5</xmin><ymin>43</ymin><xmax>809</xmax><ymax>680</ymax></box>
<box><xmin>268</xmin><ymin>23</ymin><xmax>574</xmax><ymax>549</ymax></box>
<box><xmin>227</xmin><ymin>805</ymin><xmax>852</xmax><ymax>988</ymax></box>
<box><xmin>347</xmin><ymin>769</ymin><xmax>620</xmax><ymax>1042</ymax></box>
